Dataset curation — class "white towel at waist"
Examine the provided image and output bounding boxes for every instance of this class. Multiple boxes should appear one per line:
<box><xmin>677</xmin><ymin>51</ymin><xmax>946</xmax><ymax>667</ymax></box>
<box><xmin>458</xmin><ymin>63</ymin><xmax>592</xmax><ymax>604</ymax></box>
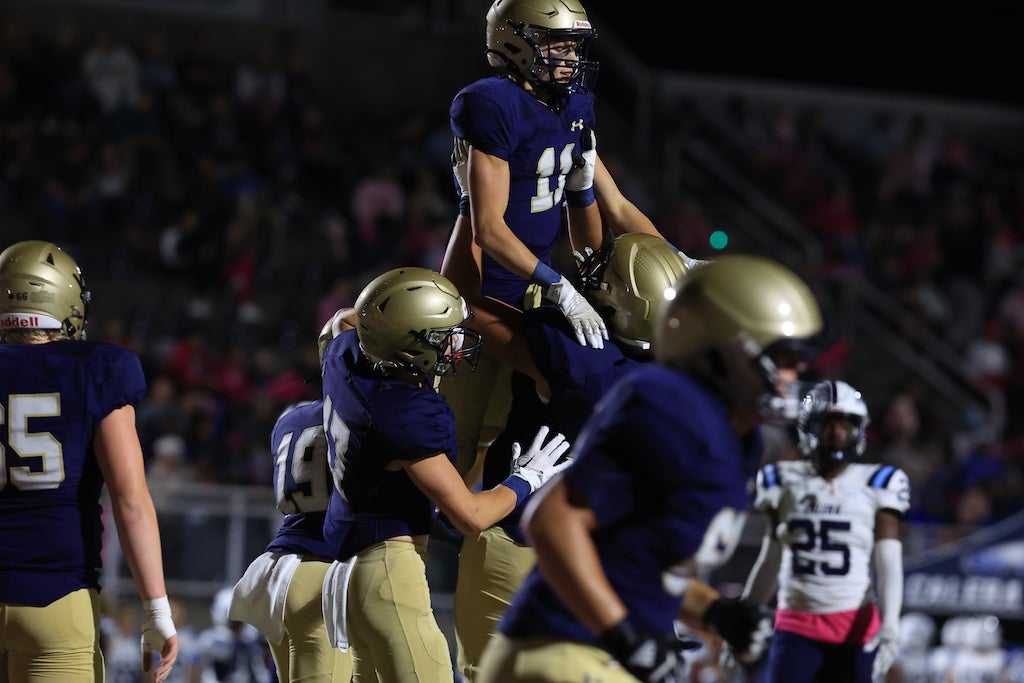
<box><xmin>321</xmin><ymin>557</ymin><xmax>356</xmax><ymax>652</ymax></box>
<box><xmin>228</xmin><ymin>551</ymin><xmax>301</xmax><ymax>645</ymax></box>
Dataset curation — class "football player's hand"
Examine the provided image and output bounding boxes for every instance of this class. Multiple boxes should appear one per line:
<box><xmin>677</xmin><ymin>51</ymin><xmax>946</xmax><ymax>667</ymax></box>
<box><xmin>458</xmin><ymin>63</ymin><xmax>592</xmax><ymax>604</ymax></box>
<box><xmin>542</xmin><ymin>274</ymin><xmax>608</xmax><ymax>348</ymax></box>
<box><xmin>702</xmin><ymin>597</ymin><xmax>774</xmax><ymax>664</ymax></box>
<box><xmin>451</xmin><ymin>136</ymin><xmax>469</xmax><ymax>199</ymax></box>
<box><xmin>566</xmin><ymin>126</ymin><xmax>597</xmax><ymax>193</ymax></box>
<box><xmin>601</xmin><ymin>619</ymin><xmax>699</xmax><ymax>683</ymax></box>
<box><xmin>864</xmin><ymin>628</ymin><xmax>898</xmax><ymax>680</ymax></box>
<box><xmin>141</xmin><ymin>596</ymin><xmax>179</xmax><ymax>683</ymax></box>
<box><xmin>677</xmin><ymin>250</ymin><xmax>711</xmax><ymax>272</ymax></box>
<box><xmin>509</xmin><ymin>425</ymin><xmax>572</xmax><ymax>494</ymax></box>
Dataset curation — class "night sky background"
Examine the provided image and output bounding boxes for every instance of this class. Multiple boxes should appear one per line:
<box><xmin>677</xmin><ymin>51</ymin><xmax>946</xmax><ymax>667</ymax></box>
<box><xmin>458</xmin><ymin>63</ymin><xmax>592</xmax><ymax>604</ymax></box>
<box><xmin>592</xmin><ymin>2</ymin><xmax>1020</xmax><ymax>107</ymax></box>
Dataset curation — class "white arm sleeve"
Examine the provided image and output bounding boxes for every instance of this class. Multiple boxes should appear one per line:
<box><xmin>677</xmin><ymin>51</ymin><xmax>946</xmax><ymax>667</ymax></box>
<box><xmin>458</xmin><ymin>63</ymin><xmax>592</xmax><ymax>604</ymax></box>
<box><xmin>873</xmin><ymin>538</ymin><xmax>903</xmax><ymax>637</ymax></box>
<box><xmin>742</xmin><ymin>534</ymin><xmax>782</xmax><ymax>603</ymax></box>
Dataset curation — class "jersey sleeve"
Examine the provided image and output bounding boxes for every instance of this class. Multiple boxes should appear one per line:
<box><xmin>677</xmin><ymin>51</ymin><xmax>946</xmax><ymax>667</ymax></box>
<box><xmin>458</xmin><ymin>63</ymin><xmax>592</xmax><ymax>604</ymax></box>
<box><xmin>90</xmin><ymin>343</ymin><xmax>146</xmax><ymax>416</ymax></box>
<box><xmin>868</xmin><ymin>464</ymin><xmax>911</xmax><ymax>516</ymax></box>
<box><xmin>374</xmin><ymin>388</ymin><xmax>457</xmax><ymax>463</ymax></box>
<box><xmin>753</xmin><ymin>463</ymin><xmax>784</xmax><ymax>512</ymax></box>
<box><xmin>450</xmin><ymin>88</ymin><xmax>513</xmax><ymax>160</ymax></box>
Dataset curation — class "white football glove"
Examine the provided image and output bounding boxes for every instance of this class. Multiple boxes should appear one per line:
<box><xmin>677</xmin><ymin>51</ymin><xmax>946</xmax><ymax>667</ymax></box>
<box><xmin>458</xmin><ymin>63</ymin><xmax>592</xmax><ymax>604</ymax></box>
<box><xmin>141</xmin><ymin>595</ymin><xmax>177</xmax><ymax>677</ymax></box>
<box><xmin>566</xmin><ymin>127</ymin><xmax>597</xmax><ymax>193</ymax></box>
<box><xmin>451</xmin><ymin>136</ymin><xmax>469</xmax><ymax>199</ymax></box>
<box><xmin>543</xmin><ymin>275</ymin><xmax>608</xmax><ymax>349</ymax></box>
<box><xmin>864</xmin><ymin>628</ymin><xmax>898</xmax><ymax>680</ymax></box>
<box><xmin>509</xmin><ymin>425</ymin><xmax>572</xmax><ymax>494</ymax></box>
<box><xmin>678</xmin><ymin>250</ymin><xmax>711</xmax><ymax>271</ymax></box>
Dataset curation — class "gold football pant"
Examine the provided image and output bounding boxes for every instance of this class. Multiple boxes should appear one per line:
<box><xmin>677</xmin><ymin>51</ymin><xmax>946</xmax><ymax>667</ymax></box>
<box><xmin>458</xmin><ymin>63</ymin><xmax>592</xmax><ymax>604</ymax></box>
<box><xmin>0</xmin><ymin>588</ymin><xmax>103</xmax><ymax>683</ymax></box>
<box><xmin>454</xmin><ymin>526</ymin><xmax>536</xmax><ymax>681</ymax></box>
<box><xmin>476</xmin><ymin>634</ymin><xmax>641</xmax><ymax>683</ymax></box>
<box><xmin>270</xmin><ymin>558</ymin><xmax>353</xmax><ymax>683</ymax></box>
<box><xmin>347</xmin><ymin>541</ymin><xmax>452</xmax><ymax>682</ymax></box>
<box><xmin>438</xmin><ymin>354</ymin><xmax>513</xmax><ymax>485</ymax></box>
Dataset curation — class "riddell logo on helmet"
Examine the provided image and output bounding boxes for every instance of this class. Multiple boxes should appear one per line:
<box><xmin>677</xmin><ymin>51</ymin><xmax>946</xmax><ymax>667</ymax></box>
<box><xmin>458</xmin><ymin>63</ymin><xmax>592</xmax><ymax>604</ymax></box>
<box><xmin>0</xmin><ymin>315</ymin><xmax>40</xmax><ymax>327</ymax></box>
<box><xmin>573</xmin><ymin>20</ymin><xmax>591</xmax><ymax>29</ymax></box>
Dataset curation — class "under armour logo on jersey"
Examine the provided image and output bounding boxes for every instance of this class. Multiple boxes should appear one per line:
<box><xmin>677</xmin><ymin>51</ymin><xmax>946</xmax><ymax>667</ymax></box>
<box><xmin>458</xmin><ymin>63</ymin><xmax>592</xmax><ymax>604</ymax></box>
<box><xmin>570</xmin><ymin>119</ymin><xmax>585</xmax><ymax>132</ymax></box>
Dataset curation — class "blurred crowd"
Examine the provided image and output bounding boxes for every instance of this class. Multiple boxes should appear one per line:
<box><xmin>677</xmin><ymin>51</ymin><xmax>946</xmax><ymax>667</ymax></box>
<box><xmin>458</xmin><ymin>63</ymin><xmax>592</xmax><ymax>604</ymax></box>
<box><xmin>654</xmin><ymin>91</ymin><xmax>1024</xmax><ymax>544</ymax></box>
<box><xmin>0</xmin><ymin>19</ymin><xmax>459</xmax><ymax>487</ymax></box>
<box><xmin>3</xmin><ymin>4</ymin><xmax>1024</xmax><ymax>633</ymax></box>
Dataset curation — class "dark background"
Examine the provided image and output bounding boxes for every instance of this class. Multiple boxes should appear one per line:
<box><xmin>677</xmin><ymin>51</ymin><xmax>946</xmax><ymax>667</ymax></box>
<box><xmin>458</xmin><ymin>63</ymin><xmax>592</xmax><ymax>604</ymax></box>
<box><xmin>593</xmin><ymin>2</ymin><xmax>1020</xmax><ymax>107</ymax></box>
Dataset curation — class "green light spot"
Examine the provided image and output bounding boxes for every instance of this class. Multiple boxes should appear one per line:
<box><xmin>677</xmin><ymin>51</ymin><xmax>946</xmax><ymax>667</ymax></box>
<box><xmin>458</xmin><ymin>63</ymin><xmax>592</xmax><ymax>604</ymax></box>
<box><xmin>709</xmin><ymin>230</ymin><xmax>729</xmax><ymax>250</ymax></box>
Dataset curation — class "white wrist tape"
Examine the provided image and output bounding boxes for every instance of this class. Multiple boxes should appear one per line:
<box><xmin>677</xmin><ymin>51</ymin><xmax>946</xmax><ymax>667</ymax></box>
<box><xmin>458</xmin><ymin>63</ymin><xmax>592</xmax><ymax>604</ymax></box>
<box><xmin>141</xmin><ymin>595</ymin><xmax>177</xmax><ymax>652</ymax></box>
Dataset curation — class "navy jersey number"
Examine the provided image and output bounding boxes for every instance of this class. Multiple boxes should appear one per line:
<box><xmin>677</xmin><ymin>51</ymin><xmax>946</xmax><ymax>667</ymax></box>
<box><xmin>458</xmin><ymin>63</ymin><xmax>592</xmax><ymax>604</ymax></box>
<box><xmin>787</xmin><ymin>518</ymin><xmax>851</xmax><ymax>576</ymax></box>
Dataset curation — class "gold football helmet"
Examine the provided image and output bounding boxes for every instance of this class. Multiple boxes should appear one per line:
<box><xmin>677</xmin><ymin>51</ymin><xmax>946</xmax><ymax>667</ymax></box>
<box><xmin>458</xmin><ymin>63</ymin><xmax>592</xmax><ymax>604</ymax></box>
<box><xmin>578</xmin><ymin>233</ymin><xmax>688</xmax><ymax>354</ymax></box>
<box><xmin>485</xmin><ymin>0</ymin><xmax>598</xmax><ymax>97</ymax></box>
<box><xmin>0</xmin><ymin>240</ymin><xmax>90</xmax><ymax>340</ymax></box>
<box><xmin>317</xmin><ymin>307</ymin><xmax>356</xmax><ymax>367</ymax></box>
<box><xmin>354</xmin><ymin>267</ymin><xmax>482</xmax><ymax>378</ymax></box>
<box><xmin>655</xmin><ymin>254</ymin><xmax>823</xmax><ymax>411</ymax></box>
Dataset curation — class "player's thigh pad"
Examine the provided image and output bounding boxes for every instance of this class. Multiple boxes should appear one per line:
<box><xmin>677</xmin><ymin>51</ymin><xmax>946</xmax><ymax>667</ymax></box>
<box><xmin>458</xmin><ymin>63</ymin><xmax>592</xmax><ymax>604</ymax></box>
<box><xmin>455</xmin><ymin>526</ymin><xmax>536</xmax><ymax>679</ymax></box>
<box><xmin>348</xmin><ymin>541</ymin><xmax>452</xmax><ymax>682</ymax></box>
<box><xmin>476</xmin><ymin>634</ymin><xmax>638</xmax><ymax>683</ymax></box>
<box><xmin>274</xmin><ymin>558</ymin><xmax>353</xmax><ymax>683</ymax></box>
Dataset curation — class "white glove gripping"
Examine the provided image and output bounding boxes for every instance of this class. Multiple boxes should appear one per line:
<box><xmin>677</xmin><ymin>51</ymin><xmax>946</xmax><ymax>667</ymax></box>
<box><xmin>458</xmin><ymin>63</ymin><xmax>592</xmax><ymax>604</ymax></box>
<box><xmin>566</xmin><ymin>127</ymin><xmax>597</xmax><ymax>207</ymax></box>
<box><xmin>451</xmin><ymin>136</ymin><xmax>470</xmax><ymax>214</ymax></box>
<box><xmin>141</xmin><ymin>595</ymin><xmax>177</xmax><ymax>655</ymax></box>
<box><xmin>509</xmin><ymin>425</ymin><xmax>572</xmax><ymax>494</ymax></box>
<box><xmin>543</xmin><ymin>275</ymin><xmax>608</xmax><ymax>349</ymax></box>
<box><xmin>678</xmin><ymin>250</ymin><xmax>712</xmax><ymax>271</ymax></box>
<box><xmin>865</xmin><ymin>538</ymin><xmax>903</xmax><ymax>679</ymax></box>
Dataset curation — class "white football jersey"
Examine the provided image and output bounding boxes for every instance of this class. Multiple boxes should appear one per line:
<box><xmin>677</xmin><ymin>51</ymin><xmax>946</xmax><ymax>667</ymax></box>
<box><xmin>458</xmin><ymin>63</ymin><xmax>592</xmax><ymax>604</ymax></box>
<box><xmin>754</xmin><ymin>460</ymin><xmax>910</xmax><ymax>613</ymax></box>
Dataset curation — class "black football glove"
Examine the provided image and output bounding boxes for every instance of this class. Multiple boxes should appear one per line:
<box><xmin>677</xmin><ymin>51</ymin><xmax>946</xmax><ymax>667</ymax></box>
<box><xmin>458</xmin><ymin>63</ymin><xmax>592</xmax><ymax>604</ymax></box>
<box><xmin>703</xmin><ymin>597</ymin><xmax>774</xmax><ymax>664</ymax></box>
<box><xmin>600</xmin><ymin>619</ymin><xmax>699</xmax><ymax>683</ymax></box>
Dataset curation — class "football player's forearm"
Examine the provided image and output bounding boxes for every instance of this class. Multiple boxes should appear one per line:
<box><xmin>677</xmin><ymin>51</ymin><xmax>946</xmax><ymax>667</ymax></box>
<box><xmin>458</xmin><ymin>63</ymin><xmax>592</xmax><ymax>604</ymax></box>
<box><xmin>440</xmin><ymin>486</ymin><xmax>517</xmax><ymax>535</ymax></box>
<box><xmin>473</xmin><ymin>218</ymin><xmax>548</xmax><ymax>282</ymax></box>
<box><xmin>593</xmin><ymin>160</ymin><xmax>660</xmax><ymax>237</ymax></box>
<box><xmin>678</xmin><ymin>579</ymin><xmax>720</xmax><ymax>624</ymax></box>
<box><xmin>567</xmin><ymin>204</ymin><xmax>605</xmax><ymax>254</ymax></box>
<box><xmin>113</xmin><ymin>495</ymin><xmax>170</xmax><ymax>601</ymax></box>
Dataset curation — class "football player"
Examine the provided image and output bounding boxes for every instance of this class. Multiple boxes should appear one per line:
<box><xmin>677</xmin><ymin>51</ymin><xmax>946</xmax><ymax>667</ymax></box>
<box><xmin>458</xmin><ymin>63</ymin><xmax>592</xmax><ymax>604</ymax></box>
<box><xmin>742</xmin><ymin>380</ymin><xmax>910</xmax><ymax>683</ymax></box>
<box><xmin>227</xmin><ymin>313</ymin><xmax>354</xmax><ymax>683</ymax></box>
<box><xmin>454</xmin><ymin>235</ymin><xmax>773</xmax><ymax>679</ymax></box>
<box><xmin>318</xmin><ymin>267</ymin><xmax>573</xmax><ymax>682</ymax></box>
<box><xmin>0</xmin><ymin>241</ymin><xmax>178</xmax><ymax>682</ymax></box>
<box><xmin>439</xmin><ymin>0</ymin><xmax>688</xmax><ymax>486</ymax></box>
<box><xmin>475</xmin><ymin>254</ymin><xmax>824</xmax><ymax>683</ymax></box>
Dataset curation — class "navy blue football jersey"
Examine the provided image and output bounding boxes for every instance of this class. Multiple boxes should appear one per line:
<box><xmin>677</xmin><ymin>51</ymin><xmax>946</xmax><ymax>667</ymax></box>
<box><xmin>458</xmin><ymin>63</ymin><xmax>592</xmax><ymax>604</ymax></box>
<box><xmin>320</xmin><ymin>330</ymin><xmax>458</xmax><ymax>561</ymax></box>
<box><xmin>264</xmin><ymin>400</ymin><xmax>337</xmax><ymax>559</ymax></box>
<box><xmin>0</xmin><ymin>340</ymin><xmax>146</xmax><ymax>606</ymax></box>
<box><xmin>484</xmin><ymin>308</ymin><xmax>643</xmax><ymax>543</ymax></box>
<box><xmin>450</xmin><ymin>76</ymin><xmax>596</xmax><ymax>307</ymax></box>
<box><xmin>501</xmin><ymin>364</ymin><xmax>761</xmax><ymax>642</ymax></box>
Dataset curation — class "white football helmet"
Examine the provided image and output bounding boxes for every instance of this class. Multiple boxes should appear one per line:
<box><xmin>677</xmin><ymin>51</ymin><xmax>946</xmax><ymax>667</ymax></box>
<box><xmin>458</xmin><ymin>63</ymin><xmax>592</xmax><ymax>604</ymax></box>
<box><xmin>797</xmin><ymin>380</ymin><xmax>869</xmax><ymax>476</ymax></box>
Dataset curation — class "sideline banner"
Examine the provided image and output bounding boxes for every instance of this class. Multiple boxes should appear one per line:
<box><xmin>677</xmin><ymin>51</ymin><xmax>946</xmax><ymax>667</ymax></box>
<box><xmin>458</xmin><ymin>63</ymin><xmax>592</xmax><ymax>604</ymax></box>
<box><xmin>902</xmin><ymin>511</ymin><xmax>1024</xmax><ymax>618</ymax></box>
